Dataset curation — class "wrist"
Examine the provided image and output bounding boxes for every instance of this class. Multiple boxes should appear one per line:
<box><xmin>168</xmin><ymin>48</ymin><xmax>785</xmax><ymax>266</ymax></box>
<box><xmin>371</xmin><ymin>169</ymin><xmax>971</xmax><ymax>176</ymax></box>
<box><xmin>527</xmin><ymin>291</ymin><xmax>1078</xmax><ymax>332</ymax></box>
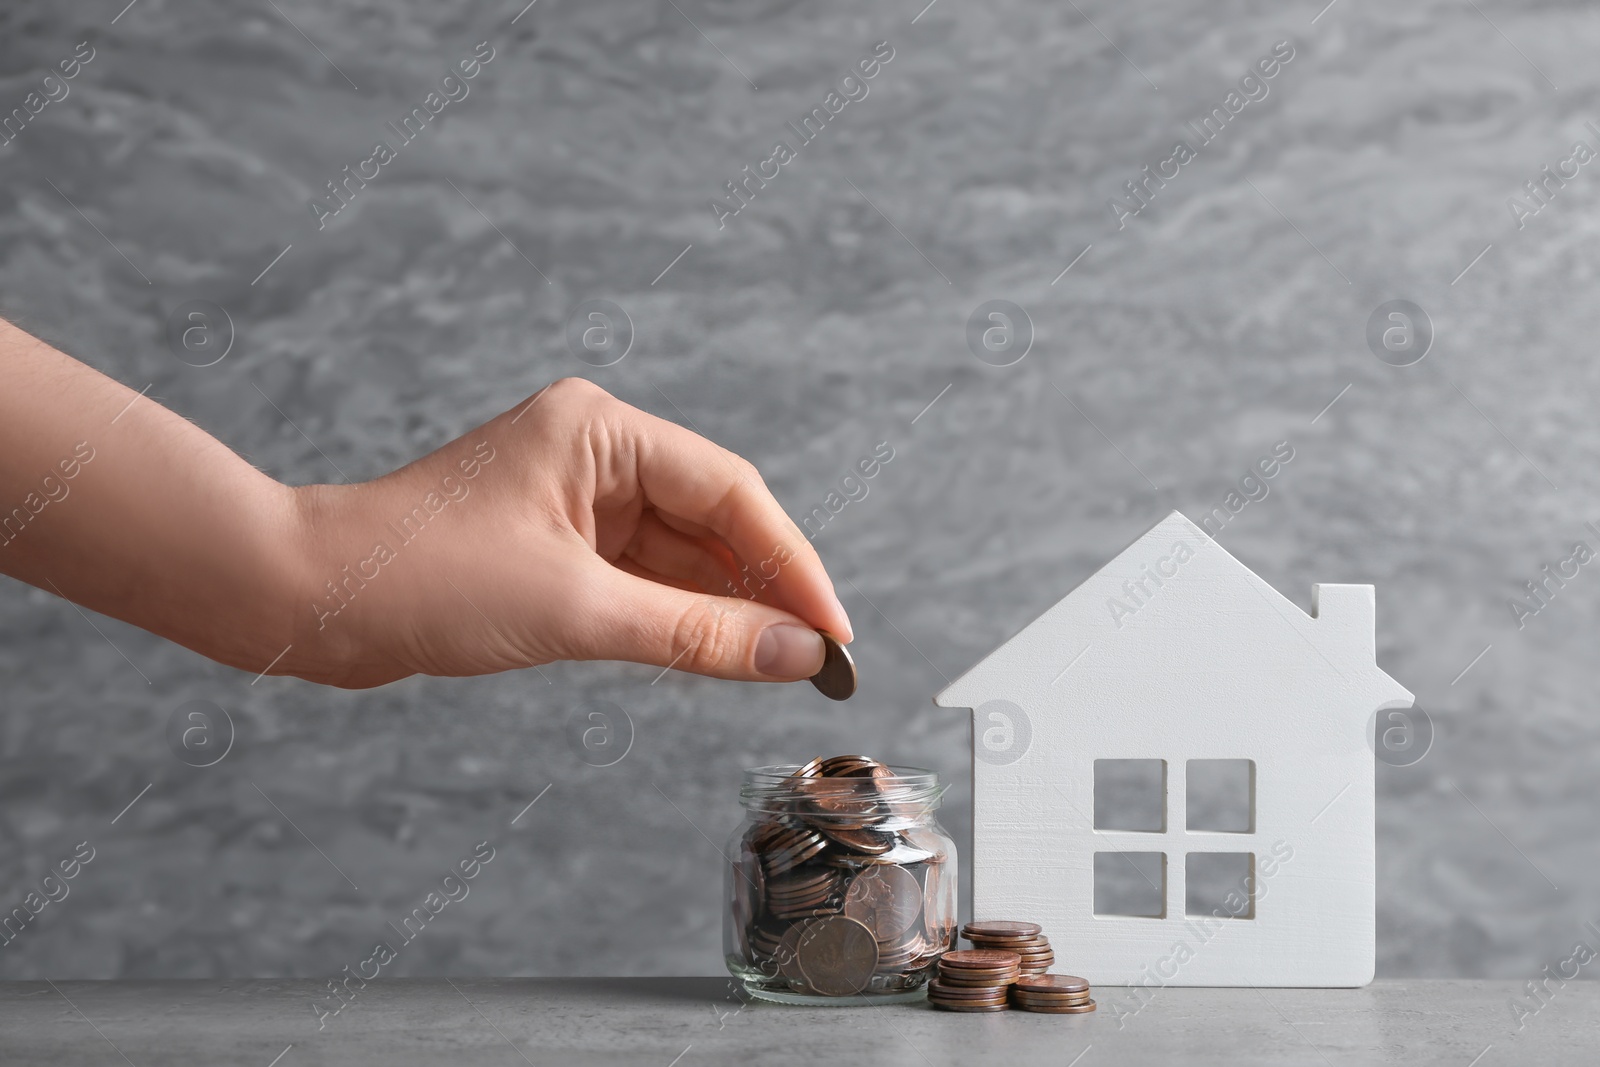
<box><xmin>280</xmin><ymin>481</ymin><xmax>417</xmax><ymax>688</ymax></box>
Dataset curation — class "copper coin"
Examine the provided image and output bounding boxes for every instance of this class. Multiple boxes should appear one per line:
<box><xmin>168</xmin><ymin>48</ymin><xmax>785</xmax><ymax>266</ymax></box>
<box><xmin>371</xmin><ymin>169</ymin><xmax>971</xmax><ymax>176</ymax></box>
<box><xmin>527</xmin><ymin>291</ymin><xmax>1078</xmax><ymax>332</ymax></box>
<box><xmin>796</xmin><ymin>915</ymin><xmax>879</xmax><ymax>996</ymax></box>
<box><xmin>836</xmin><ymin>838</ymin><xmax>930</xmax><ymax>867</ymax></box>
<box><xmin>788</xmin><ymin>757</ymin><xmax>826</xmax><ymax>780</ymax></box>
<box><xmin>1017</xmin><ymin>991</ymin><xmax>1094</xmax><ymax>1004</ymax></box>
<box><xmin>930</xmin><ymin>1000</ymin><xmax>1010</xmax><ymax>1012</ymax></box>
<box><xmin>821</xmin><ymin>825</ymin><xmax>895</xmax><ymax>855</ymax></box>
<box><xmin>875</xmin><ymin>936</ymin><xmax>927</xmax><ymax>972</ymax></box>
<box><xmin>769</xmin><ymin>888</ymin><xmax>836</xmax><ymax>906</ymax></box>
<box><xmin>928</xmin><ymin>980</ymin><xmax>1010</xmax><ymax>998</ymax></box>
<box><xmin>842</xmin><ymin>866</ymin><xmax>923</xmax><ymax>940</ymax></box>
<box><xmin>963</xmin><ymin>920</ymin><xmax>1041</xmax><ymax>938</ymax></box>
<box><xmin>936</xmin><ymin>964</ymin><xmax>1019</xmax><ymax>976</ymax></box>
<box><xmin>1011</xmin><ymin>985</ymin><xmax>1091</xmax><ymax>999</ymax></box>
<box><xmin>809</xmin><ymin>633</ymin><xmax>856</xmax><ymax>701</ymax></box>
<box><xmin>1015</xmin><ymin>991</ymin><xmax>1092</xmax><ymax>1002</ymax></box>
<box><xmin>935</xmin><ymin>969</ymin><xmax>1018</xmax><ymax>982</ymax></box>
<box><xmin>824</xmin><ymin>845</ymin><xmax>923</xmax><ymax>869</ymax></box>
<box><xmin>818</xmin><ymin>754</ymin><xmax>880</xmax><ymax>775</ymax></box>
<box><xmin>769</xmin><ymin>868</ymin><xmax>835</xmax><ymax>892</ymax></box>
<box><xmin>768</xmin><ymin>884</ymin><xmax>836</xmax><ymax>906</ymax></box>
<box><xmin>749</xmin><ymin>819</ymin><xmax>788</xmax><ymax>851</ymax></box>
<box><xmin>775</xmin><ymin>923</ymin><xmax>811</xmax><ymax>985</ymax></box>
<box><xmin>803</xmin><ymin>792</ymin><xmax>880</xmax><ymax>828</ymax></box>
<box><xmin>863</xmin><ymin>765</ymin><xmax>921</xmax><ymax>817</ymax></box>
<box><xmin>750</xmin><ymin>928</ymin><xmax>784</xmax><ymax>970</ymax></box>
<box><xmin>770</xmin><ymin>894</ymin><xmax>842</xmax><ymax>920</ymax></box>
<box><xmin>937</xmin><ymin>973</ymin><xmax>1018</xmax><ymax>988</ymax></box>
<box><xmin>815</xmin><ymin>788</ymin><xmax>882</xmax><ymax>826</ymax></box>
<box><xmin>929</xmin><ymin>981</ymin><xmax>1009</xmax><ymax>993</ymax></box>
<box><xmin>937</xmin><ymin>961</ymin><xmax>1020</xmax><ymax>976</ymax></box>
<box><xmin>970</xmin><ymin>933</ymin><xmax>1049</xmax><ymax>947</ymax></box>
<box><xmin>940</xmin><ymin>949</ymin><xmax>1023</xmax><ymax>969</ymax></box>
<box><xmin>1014</xmin><ymin>973</ymin><xmax>1090</xmax><ymax>994</ymax></box>
<box><xmin>963</xmin><ymin>920</ymin><xmax>1041</xmax><ymax>939</ymax></box>
<box><xmin>929</xmin><ymin>996</ymin><xmax>1010</xmax><ymax>1008</ymax></box>
<box><xmin>861</xmin><ymin>763</ymin><xmax>900</xmax><ymax>786</ymax></box>
<box><xmin>756</xmin><ymin>823</ymin><xmax>804</xmax><ymax>852</ymax></box>
<box><xmin>1012</xmin><ymin>999</ymin><xmax>1097</xmax><ymax>1014</ymax></box>
<box><xmin>762</xmin><ymin>833</ymin><xmax>827</xmax><ymax>876</ymax></box>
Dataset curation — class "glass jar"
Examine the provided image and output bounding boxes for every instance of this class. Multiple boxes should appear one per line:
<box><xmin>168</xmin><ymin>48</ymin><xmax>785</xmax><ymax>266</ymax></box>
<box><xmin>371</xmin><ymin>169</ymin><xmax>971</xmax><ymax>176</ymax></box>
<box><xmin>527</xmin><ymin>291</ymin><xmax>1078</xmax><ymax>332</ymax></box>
<box><xmin>723</xmin><ymin>760</ymin><xmax>957</xmax><ymax>1005</ymax></box>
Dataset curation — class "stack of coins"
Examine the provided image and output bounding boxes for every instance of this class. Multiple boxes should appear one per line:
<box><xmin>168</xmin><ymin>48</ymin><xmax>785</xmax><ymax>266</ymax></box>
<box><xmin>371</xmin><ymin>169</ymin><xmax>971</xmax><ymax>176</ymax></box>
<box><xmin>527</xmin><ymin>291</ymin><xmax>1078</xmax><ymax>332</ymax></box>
<box><xmin>1009</xmin><ymin>973</ymin><xmax>1095</xmax><ymax>1014</ymax></box>
<box><xmin>927</xmin><ymin>949</ymin><xmax>1021</xmax><ymax>1012</ymax></box>
<box><xmin>961</xmin><ymin>921</ymin><xmax>1055</xmax><ymax>975</ymax></box>
<box><xmin>732</xmin><ymin>755</ymin><xmax>956</xmax><ymax>997</ymax></box>
<box><xmin>927</xmin><ymin>920</ymin><xmax>1096</xmax><ymax>1015</ymax></box>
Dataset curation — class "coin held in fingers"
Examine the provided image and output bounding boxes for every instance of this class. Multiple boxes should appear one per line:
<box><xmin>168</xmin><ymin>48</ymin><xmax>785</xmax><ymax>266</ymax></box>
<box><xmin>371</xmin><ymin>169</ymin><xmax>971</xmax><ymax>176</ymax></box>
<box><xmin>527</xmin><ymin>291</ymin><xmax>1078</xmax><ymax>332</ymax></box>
<box><xmin>810</xmin><ymin>632</ymin><xmax>857</xmax><ymax>701</ymax></box>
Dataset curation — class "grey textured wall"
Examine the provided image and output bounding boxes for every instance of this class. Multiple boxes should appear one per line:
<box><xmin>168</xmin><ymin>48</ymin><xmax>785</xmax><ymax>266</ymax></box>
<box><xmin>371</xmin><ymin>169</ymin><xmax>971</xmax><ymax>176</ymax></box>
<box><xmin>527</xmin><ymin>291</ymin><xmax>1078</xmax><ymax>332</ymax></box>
<box><xmin>0</xmin><ymin>0</ymin><xmax>1595</xmax><ymax>981</ymax></box>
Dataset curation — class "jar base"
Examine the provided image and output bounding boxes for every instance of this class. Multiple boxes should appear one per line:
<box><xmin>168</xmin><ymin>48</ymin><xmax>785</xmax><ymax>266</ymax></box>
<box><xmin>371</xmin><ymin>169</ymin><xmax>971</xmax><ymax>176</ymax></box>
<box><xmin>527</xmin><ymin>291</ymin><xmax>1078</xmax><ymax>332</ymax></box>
<box><xmin>739</xmin><ymin>983</ymin><xmax>930</xmax><ymax>1007</ymax></box>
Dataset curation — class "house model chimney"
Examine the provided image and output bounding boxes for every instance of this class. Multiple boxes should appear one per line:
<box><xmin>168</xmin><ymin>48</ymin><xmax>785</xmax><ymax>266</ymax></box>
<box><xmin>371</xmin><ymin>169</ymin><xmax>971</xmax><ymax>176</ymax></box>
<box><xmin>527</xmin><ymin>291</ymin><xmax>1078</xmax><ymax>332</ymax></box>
<box><xmin>1310</xmin><ymin>583</ymin><xmax>1377</xmax><ymax>660</ymax></box>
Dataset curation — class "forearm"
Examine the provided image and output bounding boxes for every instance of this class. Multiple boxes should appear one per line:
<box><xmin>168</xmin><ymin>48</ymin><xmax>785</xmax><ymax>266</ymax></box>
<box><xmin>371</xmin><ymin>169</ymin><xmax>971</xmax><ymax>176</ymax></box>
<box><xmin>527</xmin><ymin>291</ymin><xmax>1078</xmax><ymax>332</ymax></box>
<box><xmin>0</xmin><ymin>318</ymin><xmax>311</xmax><ymax>675</ymax></box>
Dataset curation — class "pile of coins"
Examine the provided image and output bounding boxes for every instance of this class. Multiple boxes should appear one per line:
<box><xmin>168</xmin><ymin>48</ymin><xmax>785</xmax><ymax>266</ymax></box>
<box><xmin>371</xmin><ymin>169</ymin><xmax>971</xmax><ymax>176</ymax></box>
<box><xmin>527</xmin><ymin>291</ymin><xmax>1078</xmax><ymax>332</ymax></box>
<box><xmin>1010</xmin><ymin>973</ymin><xmax>1094</xmax><ymax>1014</ymax></box>
<box><xmin>963</xmin><ymin>920</ymin><xmax>1055</xmax><ymax>975</ymax></box>
<box><xmin>927</xmin><ymin>921</ymin><xmax>1095</xmax><ymax>1015</ymax></box>
<box><xmin>730</xmin><ymin>755</ymin><xmax>955</xmax><ymax>999</ymax></box>
<box><xmin>927</xmin><ymin>950</ymin><xmax>1022</xmax><ymax>1012</ymax></box>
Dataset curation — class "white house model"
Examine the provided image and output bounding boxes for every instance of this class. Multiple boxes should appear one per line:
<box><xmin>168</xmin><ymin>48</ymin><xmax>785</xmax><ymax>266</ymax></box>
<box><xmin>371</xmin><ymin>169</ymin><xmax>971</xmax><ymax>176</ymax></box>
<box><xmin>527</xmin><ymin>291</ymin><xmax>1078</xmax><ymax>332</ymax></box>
<box><xmin>933</xmin><ymin>511</ymin><xmax>1413</xmax><ymax>986</ymax></box>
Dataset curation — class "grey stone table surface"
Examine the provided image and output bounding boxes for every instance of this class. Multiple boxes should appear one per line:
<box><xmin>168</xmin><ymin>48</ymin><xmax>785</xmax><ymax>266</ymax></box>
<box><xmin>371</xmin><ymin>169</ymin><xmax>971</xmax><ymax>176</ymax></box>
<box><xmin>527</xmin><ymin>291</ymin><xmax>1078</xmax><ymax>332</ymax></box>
<box><xmin>0</xmin><ymin>979</ymin><xmax>1584</xmax><ymax>1066</ymax></box>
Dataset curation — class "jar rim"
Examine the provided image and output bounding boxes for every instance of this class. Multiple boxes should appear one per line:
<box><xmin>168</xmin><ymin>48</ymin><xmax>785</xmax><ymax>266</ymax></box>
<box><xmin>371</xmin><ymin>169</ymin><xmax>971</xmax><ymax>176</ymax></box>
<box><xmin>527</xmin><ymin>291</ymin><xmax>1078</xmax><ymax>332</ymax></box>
<box><xmin>741</xmin><ymin>763</ymin><xmax>938</xmax><ymax>789</ymax></box>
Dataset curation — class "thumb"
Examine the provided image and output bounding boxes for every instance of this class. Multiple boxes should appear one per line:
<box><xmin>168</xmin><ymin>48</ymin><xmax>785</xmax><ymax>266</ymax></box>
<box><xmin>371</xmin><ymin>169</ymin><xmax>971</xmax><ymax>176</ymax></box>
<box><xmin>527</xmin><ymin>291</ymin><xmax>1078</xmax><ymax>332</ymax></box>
<box><xmin>567</xmin><ymin>563</ymin><xmax>827</xmax><ymax>682</ymax></box>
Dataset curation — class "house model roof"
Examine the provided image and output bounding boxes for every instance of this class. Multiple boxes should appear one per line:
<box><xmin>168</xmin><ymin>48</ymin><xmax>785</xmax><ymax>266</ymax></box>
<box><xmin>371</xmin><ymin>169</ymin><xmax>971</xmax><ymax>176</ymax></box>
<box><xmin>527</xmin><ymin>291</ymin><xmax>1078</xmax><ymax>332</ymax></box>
<box><xmin>932</xmin><ymin>510</ymin><xmax>1412</xmax><ymax>718</ymax></box>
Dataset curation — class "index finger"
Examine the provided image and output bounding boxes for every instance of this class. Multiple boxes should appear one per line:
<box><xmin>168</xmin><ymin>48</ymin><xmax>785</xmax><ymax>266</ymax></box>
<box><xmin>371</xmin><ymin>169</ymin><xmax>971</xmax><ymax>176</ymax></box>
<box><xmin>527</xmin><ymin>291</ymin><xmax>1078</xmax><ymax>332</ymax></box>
<box><xmin>621</xmin><ymin>405</ymin><xmax>853</xmax><ymax>643</ymax></box>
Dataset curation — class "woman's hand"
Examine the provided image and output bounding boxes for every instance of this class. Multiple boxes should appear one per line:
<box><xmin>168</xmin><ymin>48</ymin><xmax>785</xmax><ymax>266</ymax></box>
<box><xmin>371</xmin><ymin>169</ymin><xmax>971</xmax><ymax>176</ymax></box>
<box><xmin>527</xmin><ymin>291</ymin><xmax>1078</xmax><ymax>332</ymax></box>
<box><xmin>289</xmin><ymin>377</ymin><xmax>853</xmax><ymax>688</ymax></box>
<box><xmin>0</xmin><ymin>317</ymin><xmax>850</xmax><ymax>690</ymax></box>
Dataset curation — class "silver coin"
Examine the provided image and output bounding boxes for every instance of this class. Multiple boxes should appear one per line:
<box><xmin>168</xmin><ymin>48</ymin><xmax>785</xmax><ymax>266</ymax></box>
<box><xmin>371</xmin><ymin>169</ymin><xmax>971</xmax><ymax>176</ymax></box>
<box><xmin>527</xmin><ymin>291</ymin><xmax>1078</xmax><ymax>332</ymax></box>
<box><xmin>810</xmin><ymin>632</ymin><xmax>857</xmax><ymax>701</ymax></box>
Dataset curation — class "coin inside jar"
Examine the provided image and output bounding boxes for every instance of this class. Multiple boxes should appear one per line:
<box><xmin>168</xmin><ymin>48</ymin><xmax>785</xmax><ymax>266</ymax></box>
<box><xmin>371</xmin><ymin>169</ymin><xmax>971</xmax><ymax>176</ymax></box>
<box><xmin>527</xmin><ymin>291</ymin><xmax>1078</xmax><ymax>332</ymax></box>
<box><xmin>796</xmin><ymin>915</ymin><xmax>879</xmax><ymax>996</ymax></box>
<box><xmin>775</xmin><ymin>923</ymin><xmax>811</xmax><ymax>985</ymax></box>
<box><xmin>842</xmin><ymin>866</ymin><xmax>923</xmax><ymax>940</ymax></box>
<box><xmin>817</xmin><ymin>754</ymin><xmax>881</xmax><ymax>776</ymax></box>
<box><xmin>809</xmin><ymin>632</ymin><xmax>856</xmax><ymax>700</ymax></box>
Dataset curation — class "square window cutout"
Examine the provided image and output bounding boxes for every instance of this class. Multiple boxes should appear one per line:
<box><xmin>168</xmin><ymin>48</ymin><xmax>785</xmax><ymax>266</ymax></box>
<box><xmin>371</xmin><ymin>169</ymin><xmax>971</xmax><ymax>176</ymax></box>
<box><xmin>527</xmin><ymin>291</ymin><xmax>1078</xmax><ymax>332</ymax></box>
<box><xmin>1094</xmin><ymin>852</ymin><xmax>1166</xmax><ymax>917</ymax></box>
<box><xmin>1094</xmin><ymin>759</ymin><xmax>1165</xmax><ymax>832</ymax></box>
<box><xmin>1186</xmin><ymin>759</ymin><xmax>1254</xmax><ymax>833</ymax></box>
<box><xmin>1185</xmin><ymin>852</ymin><xmax>1255</xmax><ymax>919</ymax></box>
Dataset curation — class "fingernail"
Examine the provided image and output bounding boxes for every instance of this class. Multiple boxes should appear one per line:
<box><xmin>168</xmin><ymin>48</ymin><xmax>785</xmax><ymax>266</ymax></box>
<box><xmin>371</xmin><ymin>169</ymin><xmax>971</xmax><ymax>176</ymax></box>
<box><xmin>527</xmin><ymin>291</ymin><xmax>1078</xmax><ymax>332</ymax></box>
<box><xmin>828</xmin><ymin>587</ymin><xmax>854</xmax><ymax>642</ymax></box>
<box><xmin>756</xmin><ymin>625</ymin><xmax>825</xmax><ymax>679</ymax></box>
